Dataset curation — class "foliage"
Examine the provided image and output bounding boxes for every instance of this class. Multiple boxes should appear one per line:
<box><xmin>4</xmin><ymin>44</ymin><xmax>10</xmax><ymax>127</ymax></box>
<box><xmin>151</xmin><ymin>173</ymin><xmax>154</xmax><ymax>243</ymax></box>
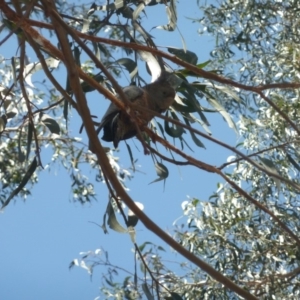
<box><xmin>1</xmin><ymin>0</ymin><xmax>300</xmax><ymax>299</ymax></box>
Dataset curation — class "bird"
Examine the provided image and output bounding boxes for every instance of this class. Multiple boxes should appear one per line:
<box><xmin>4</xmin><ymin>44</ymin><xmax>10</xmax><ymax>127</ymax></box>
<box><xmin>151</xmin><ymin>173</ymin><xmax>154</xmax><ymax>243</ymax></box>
<box><xmin>95</xmin><ymin>75</ymin><xmax>176</xmax><ymax>148</ymax></box>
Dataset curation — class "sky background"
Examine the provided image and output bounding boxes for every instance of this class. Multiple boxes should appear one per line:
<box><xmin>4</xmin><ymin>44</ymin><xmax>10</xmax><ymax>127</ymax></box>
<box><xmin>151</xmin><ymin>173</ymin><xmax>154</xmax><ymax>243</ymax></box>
<box><xmin>0</xmin><ymin>1</ymin><xmax>236</xmax><ymax>299</ymax></box>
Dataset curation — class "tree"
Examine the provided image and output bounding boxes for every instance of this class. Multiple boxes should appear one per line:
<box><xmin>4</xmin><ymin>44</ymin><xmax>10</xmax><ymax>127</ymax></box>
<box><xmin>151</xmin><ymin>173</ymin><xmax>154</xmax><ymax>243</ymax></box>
<box><xmin>1</xmin><ymin>0</ymin><xmax>300</xmax><ymax>299</ymax></box>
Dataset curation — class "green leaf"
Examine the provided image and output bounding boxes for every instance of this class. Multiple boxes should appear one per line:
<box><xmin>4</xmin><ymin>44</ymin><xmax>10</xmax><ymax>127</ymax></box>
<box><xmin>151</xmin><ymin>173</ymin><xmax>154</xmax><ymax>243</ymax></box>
<box><xmin>178</xmin><ymin>60</ymin><xmax>211</xmax><ymax>77</ymax></box>
<box><xmin>156</xmin><ymin>0</ymin><xmax>177</xmax><ymax>31</ymax></box>
<box><xmin>18</xmin><ymin>128</ymin><xmax>26</xmax><ymax>163</ymax></box>
<box><xmin>172</xmin><ymin>100</ymin><xmax>196</xmax><ymax>113</ymax></box>
<box><xmin>74</xmin><ymin>46</ymin><xmax>81</xmax><ymax>66</ymax></box>
<box><xmin>1</xmin><ymin>157</ymin><xmax>38</xmax><ymax>210</ymax></box>
<box><xmin>138</xmin><ymin>241</ymin><xmax>154</xmax><ymax>252</ymax></box>
<box><xmin>170</xmin><ymin>292</ymin><xmax>184</xmax><ymax>300</ymax></box>
<box><xmin>117</xmin><ymin>6</ymin><xmax>134</xmax><ymax>19</ymax></box>
<box><xmin>125</xmin><ymin>142</ymin><xmax>135</xmax><ymax>172</ymax></box>
<box><xmin>6</xmin><ymin>110</ymin><xmax>17</xmax><ymax>119</ymax></box>
<box><xmin>115</xmin><ymin>58</ymin><xmax>138</xmax><ymax>79</ymax></box>
<box><xmin>0</xmin><ymin>115</ymin><xmax>7</xmax><ymax>132</ymax></box>
<box><xmin>41</xmin><ymin>114</ymin><xmax>60</xmax><ymax>134</ymax></box>
<box><xmin>4</xmin><ymin>100</ymin><xmax>12</xmax><ymax>110</ymax></box>
<box><xmin>168</xmin><ymin>47</ymin><xmax>198</xmax><ymax>65</ymax></box>
<box><xmin>3</xmin><ymin>19</ymin><xmax>24</xmax><ymax>38</ymax></box>
<box><xmin>91</xmin><ymin>42</ymin><xmax>101</xmax><ymax>61</ymax></box>
<box><xmin>81</xmin><ymin>73</ymin><xmax>104</xmax><ymax>93</ymax></box>
<box><xmin>205</xmin><ymin>95</ymin><xmax>237</xmax><ymax>133</ymax></box>
<box><xmin>149</xmin><ymin>162</ymin><xmax>169</xmax><ymax>184</ymax></box>
<box><xmin>164</xmin><ymin>111</ymin><xmax>184</xmax><ymax>138</ymax></box>
<box><xmin>184</xmin><ymin>118</ymin><xmax>205</xmax><ymax>148</ymax></box>
<box><xmin>26</xmin><ymin>123</ymin><xmax>33</xmax><ymax>161</ymax></box>
<box><xmin>286</xmin><ymin>153</ymin><xmax>300</xmax><ymax>172</ymax></box>
<box><xmin>142</xmin><ymin>283</ymin><xmax>154</xmax><ymax>300</ymax></box>
<box><xmin>105</xmin><ymin>201</ymin><xmax>127</xmax><ymax>233</ymax></box>
<box><xmin>63</xmin><ymin>99</ymin><xmax>68</xmax><ymax>125</ymax></box>
<box><xmin>258</xmin><ymin>157</ymin><xmax>281</xmax><ymax>190</ymax></box>
<box><xmin>133</xmin><ymin>3</ymin><xmax>145</xmax><ymax>20</ymax></box>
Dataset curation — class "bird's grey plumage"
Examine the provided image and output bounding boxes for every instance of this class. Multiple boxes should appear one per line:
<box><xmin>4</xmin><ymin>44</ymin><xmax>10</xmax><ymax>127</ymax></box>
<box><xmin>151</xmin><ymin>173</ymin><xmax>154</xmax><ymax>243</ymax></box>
<box><xmin>96</xmin><ymin>75</ymin><xmax>175</xmax><ymax>148</ymax></box>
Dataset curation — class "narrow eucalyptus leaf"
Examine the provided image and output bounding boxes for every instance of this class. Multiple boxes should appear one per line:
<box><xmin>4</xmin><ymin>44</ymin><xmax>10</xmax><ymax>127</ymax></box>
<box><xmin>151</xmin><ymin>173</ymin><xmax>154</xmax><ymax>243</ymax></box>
<box><xmin>41</xmin><ymin>114</ymin><xmax>60</xmax><ymax>134</ymax></box>
<box><xmin>178</xmin><ymin>60</ymin><xmax>211</xmax><ymax>77</ymax></box>
<box><xmin>142</xmin><ymin>283</ymin><xmax>155</xmax><ymax>300</ymax></box>
<box><xmin>18</xmin><ymin>128</ymin><xmax>25</xmax><ymax>163</ymax></box>
<box><xmin>149</xmin><ymin>162</ymin><xmax>169</xmax><ymax>184</ymax></box>
<box><xmin>164</xmin><ymin>111</ymin><xmax>184</xmax><ymax>138</ymax></box>
<box><xmin>26</xmin><ymin>123</ymin><xmax>33</xmax><ymax>160</ymax></box>
<box><xmin>168</xmin><ymin>47</ymin><xmax>198</xmax><ymax>65</ymax></box>
<box><xmin>81</xmin><ymin>73</ymin><xmax>104</xmax><ymax>93</ymax></box>
<box><xmin>106</xmin><ymin>201</ymin><xmax>127</xmax><ymax>233</ymax></box>
<box><xmin>74</xmin><ymin>46</ymin><xmax>81</xmax><ymax>66</ymax></box>
<box><xmin>286</xmin><ymin>153</ymin><xmax>300</xmax><ymax>172</ymax></box>
<box><xmin>4</xmin><ymin>100</ymin><xmax>12</xmax><ymax>110</ymax></box>
<box><xmin>128</xmin><ymin>226</ymin><xmax>136</xmax><ymax>243</ymax></box>
<box><xmin>133</xmin><ymin>3</ymin><xmax>145</xmax><ymax>20</ymax></box>
<box><xmin>125</xmin><ymin>143</ymin><xmax>135</xmax><ymax>171</ymax></box>
<box><xmin>116</xmin><ymin>58</ymin><xmax>138</xmax><ymax>79</ymax></box>
<box><xmin>206</xmin><ymin>96</ymin><xmax>237</xmax><ymax>133</ymax></box>
<box><xmin>184</xmin><ymin>118</ymin><xmax>205</xmax><ymax>148</ymax></box>
<box><xmin>170</xmin><ymin>292</ymin><xmax>184</xmax><ymax>300</ymax></box>
<box><xmin>63</xmin><ymin>99</ymin><xmax>68</xmax><ymax>124</ymax></box>
<box><xmin>6</xmin><ymin>110</ymin><xmax>17</xmax><ymax>119</ymax></box>
<box><xmin>1</xmin><ymin>157</ymin><xmax>38</xmax><ymax>210</ymax></box>
<box><xmin>0</xmin><ymin>115</ymin><xmax>7</xmax><ymax>132</ymax></box>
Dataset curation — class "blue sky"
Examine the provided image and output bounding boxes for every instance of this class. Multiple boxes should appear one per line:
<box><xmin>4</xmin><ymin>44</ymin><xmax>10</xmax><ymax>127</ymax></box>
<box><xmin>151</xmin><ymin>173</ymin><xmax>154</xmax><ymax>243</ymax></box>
<box><xmin>0</xmin><ymin>1</ymin><xmax>237</xmax><ymax>299</ymax></box>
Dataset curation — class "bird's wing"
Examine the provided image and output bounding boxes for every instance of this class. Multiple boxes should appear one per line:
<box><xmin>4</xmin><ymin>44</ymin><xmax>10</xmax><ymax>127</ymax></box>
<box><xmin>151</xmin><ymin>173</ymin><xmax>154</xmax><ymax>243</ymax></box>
<box><xmin>97</xmin><ymin>86</ymin><xmax>144</xmax><ymax>134</ymax></box>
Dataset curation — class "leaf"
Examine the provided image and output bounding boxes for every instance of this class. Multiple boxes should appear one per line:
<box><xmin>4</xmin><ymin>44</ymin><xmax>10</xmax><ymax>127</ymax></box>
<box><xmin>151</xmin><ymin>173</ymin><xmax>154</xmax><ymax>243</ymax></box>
<box><xmin>139</xmin><ymin>50</ymin><xmax>162</xmax><ymax>81</ymax></box>
<box><xmin>106</xmin><ymin>201</ymin><xmax>127</xmax><ymax>233</ymax></box>
<box><xmin>24</xmin><ymin>58</ymin><xmax>60</xmax><ymax>87</ymax></box>
<box><xmin>258</xmin><ymin>157</ymin><xmax>281</xmax><ymax>190</ymax></box>
<box><xmin>133</xmin><ymin>2</ymin><xmax>145</xmax><ymax>20</ymax></box>
<box><xmin>184</xmin><ymin>118</ymin><xmax>206</xmax><ymax>148</ymax></box>
<box><xmin>26</xmin><ymin>123</ymin><xmax>33</xmax><ymax>161</ymax></box>
<box><xmin>18</xmin><ymin>128</ymin><xmax>25</xmax><ymax>163</ymax></box>
<box><xmin>4</xmin><ymin>100</ymin><xmax>12</xmax><ymax>110</ymax></box>
<box><xmin>63</xmin><ymin>99</ymin><xmax>68</xmax><ymax>124</ymax></box>
<box><xmin>81</xmin><ymin>73</ymin><xmax>104</xmax><ymax>93</ymax></box>
<box><xmin>2</xmin><ymin>19</ymin><xmax>24</xmax><ymax>38</ymax></box>
<box><xmin>138</xmin><ymin>241</ymin><xmax>153</xmax><ymax>252</ymax></box>
<box><xmin>0</xmin><ymin>115</ymin><xmax>7</xmax><ymax>132</ymax></box>
<box><xmin>201</xmin><ymin>82</ymin><xmax>241</xmax><ymax>103</ymax></box>
<box><xmin>128</xmin><ymin>226</ymin><xmax>136</xmax><ymax>243</ymax></box>
<box><xmin>41</xmin><ymin>114</ymin><xmax>60</xmax><ymax>134</ymax></box>
<box><xmin>125</xmin><ymin>143</ymin><xmax>135</xmax><ymax>172</ymax></box>
<box><xmin>156</xmin><ymin>0</ymin><xmax>177</xmax><ymax>31</ymax></box>
<box><xmin>170</xmin><ymin>292</ymin><xmax>184</xmax><ymax>300</ymax></box>
<box><xmin>168</xmin><ymin>47</ymin><xmax>198</xmax><ymax>65</ymax></box>
<box><xmin>1</xmin><ymin>157</ymin><xmax>38</xmax><ymax>210</ymax></box>
<box><xmin>91</xmin><ymin>41</ymin><xmax>101</xmax><ymax>61</ymax></box>
<box><xmin>205</xmin><ymin>95</ymin><xmax>237</xmax><ymax>133</ymax></box>
<box><xmin>286</xmin><ymin>153</ymin><xmax>300</xmax><ymax>172</ymax></box>
<box><xmin>178</xmin><ymin>60</ymin><xmax>211</xmax><ymax>77</ymax></box>
<box><xmin>6</xmin><ymin>110</ymin><xmax>17</xmax><ymax>119</ymax></box>
<box><xmin>149</xmin><ymin>162</ymin><xmax>169</xmax><ymax>184</ymax></box>
<box><xmin>142</xmin><ymin>283</ymin><xmax>154</xmax><ymax>300</ymax></box>
<box><xmin>164</xmin><ymin>111</ymin><xmax>184</xmax><ymax>138</ymax></box>
<box><xmin>74</xmin><ymin>46</ymin><xmax>81</xmax><ymax>66</ymax></box>
<box><xmin>116</xmin><ymin>58</ymin><xmax>138</xmax><ymax>79</ymax></box>
<box><xmin>117</xmin><ymin>6</ymin><xmax>134</xmax><ymax>19</ymax></box>
<box><xmin>172</xmin><ymin>100</ymin><xmax>196</xmax><ymax>113</ymax></box>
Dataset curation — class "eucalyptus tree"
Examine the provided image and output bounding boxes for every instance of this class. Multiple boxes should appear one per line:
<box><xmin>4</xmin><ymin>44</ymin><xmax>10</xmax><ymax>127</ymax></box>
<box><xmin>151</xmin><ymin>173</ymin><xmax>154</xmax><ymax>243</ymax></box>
<box><xmin>1</xmin><ymin>0</ymin><xmax>300</xmax><ymax>299</ymax></box>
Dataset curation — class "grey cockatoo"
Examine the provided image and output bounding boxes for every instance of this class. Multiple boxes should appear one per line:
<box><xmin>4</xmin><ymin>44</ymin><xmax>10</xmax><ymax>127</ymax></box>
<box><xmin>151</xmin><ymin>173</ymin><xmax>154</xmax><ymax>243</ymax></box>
<box><xmin>96</xmin><ymin>74</ymin><xmax>176</xmax><ymax>148</ymax></box>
